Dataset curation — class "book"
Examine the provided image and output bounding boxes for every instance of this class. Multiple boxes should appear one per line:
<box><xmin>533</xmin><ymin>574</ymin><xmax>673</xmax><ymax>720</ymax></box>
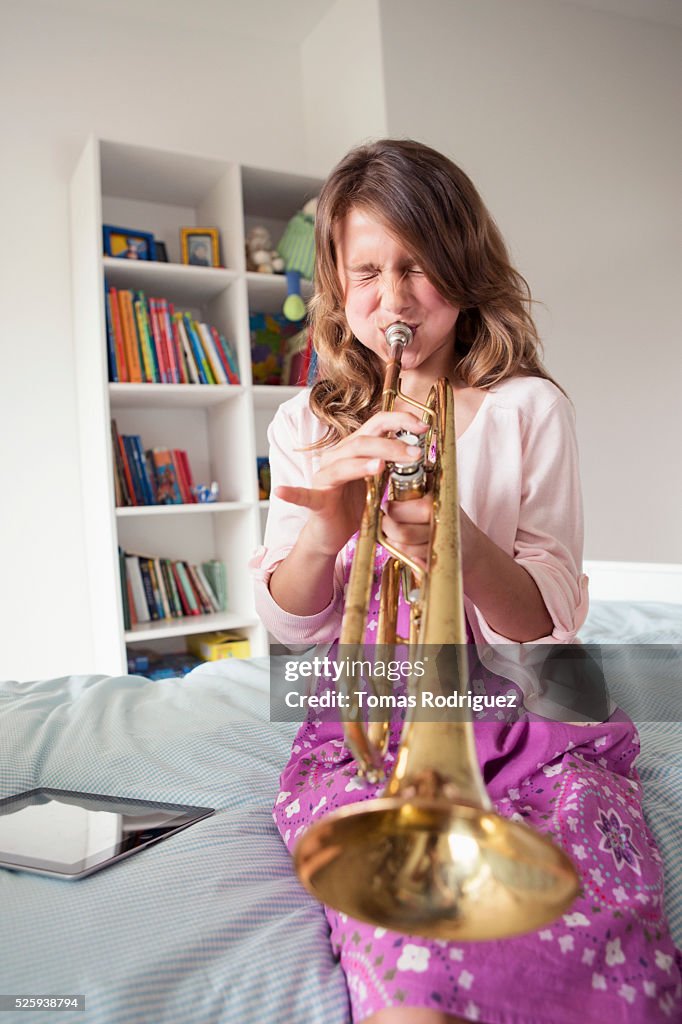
<box><xmin>139</xmin><ymin>558</ymin><xmax>162</xmax><ymax>619</ymax></box>
<box><xmin>183</xmin><ymin>315</ymin><xmax>214</xmax><ymax>384</ymax></box>
<box><xmin>152</xmin><ymin>557</ymin><xmax>173</xmax><ymax>619</ymax></box>
<box><xmin>132</xmin><ymin>297</ymin><xmax>151</xmax><ymax>382</ymax></box>
<box><xmin>195</xmin><ymin>563</ymin><xmax>221</xmax><ymax>612</ymax></box>
<box><xmin>176</xmin><ymin>449</ymin><xmax>195</xmax><ymax>496</ymax></box>
<box><xmin>185</xmin><ymin>563</ymin><xmax>213</xmax><ymax>615</ymax></box>
<box><xmin>107</xmin><ymin>286</ymin><xmax>128</xmax><ymax>382</ymax></box>
<box><xmin>147</xmin><ymin>297</ymin><xmax>163</xmax><ymax>377</ymax></box>
<box><xmin>149</xmin><ymin>448</ymin><xmax>184</xmax><ymax>504</ymax></box>
<box><xmin>105</xmin><ymin>290</ymin><xmax>119</xmax><ymax>382</ymax></box>
<box><xmin>112</xmin><ymin>422</ymin><xmax>136</xmax><ymax>506</ymax></box>
<box><xmin>198</xmin><ymin>322</ymin><xmax>229</xmax><ymax>384</ymax></box>
<box><xmin>159</xmin><ymin>299</ymin><xmax>180</xmax><ymax>383</ymax></box>
<box><xmin>175</xmin><ymin>561</ymin><xmax>200</xmax><ymax>615</ymax></box>
<box><xmin>170</xmin><ymin>310</ymin><xmax>188</xmax><ymax>383</ymax></box>
<box><xmin>133</xmin><ymin>295</ymin><xmax>156</xmax><ymax>382</ymax></box>
<box><xmin>119</xmin><ymin>548</ymin><xmax>130</xmax><ymax>630</ymax></box>
<box><xmin>122</xmin><ymin>436</ymin><xmax>143</xmax><ymax>503</ymax></box>
<box><xmin>111</xmin><ymin>420</ymin><xmax>126</xmax><ymax>506</ymax></box>
<box><xmin>186</xmin><ymin>315</ymin><xmax>215</xmax><ymax>385</ymax></box>
<box><xmin>171</xmin><ymin>449</ymin><xmax>193</xmax><ymax>504</ymax></box>
<box><xmin>211</xmin><ymin>326</ymin><xmax>240</xmax><ymax>384</ymax></box>
<box><xmin>131</xmin><ymin>436</ymin><xmax>155</xmax><ymax>504</ymax></box>
<box><xmin>171</xmin><ymin>562</ymin><xmax>193</xmax><ymax>616</ymax></box>
<box><xmin>202</xmin><ymin>560</ymin><xmax>227</xmax><ymax>611</ymax></box>
<box><xmin>175</xmin><ymin>316</ymin><xmax>201</xmax><ymax>384</ymax></box>
<box><xmin>160</xmin><ymin>559</ymin><xmax>183</xmax><ymax>617</ymax></box>
<box><xmin>125</xmin><ymin>556</ymin><xmax>151</xmax><ymax>623</ymax></box>
<box><xmin>118</xmin><ymin>289</ymin><xmax>143</xmax><ymax>383</ymax></box>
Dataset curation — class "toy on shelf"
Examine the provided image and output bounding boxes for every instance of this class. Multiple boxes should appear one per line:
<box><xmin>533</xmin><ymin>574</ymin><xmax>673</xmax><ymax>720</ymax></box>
<box><xmin>257</xmin><ymin>457</ymin><xmax>271</xmax><ymax>499</ymax></box>
<box><xmin>187</xmin><ymin>631</ymin><xmax>251</xmax><ymax>661</ymax></box>
<box><xmin>276</xmin><ymin>197</ymin><xmax>317</xmax><ymax>321</ymax></box>
<box><xmin>250</xmin><ymin>312</ymin><xmax>306</xmax><ymax>384</ymax></box>
<box><xmin>191</xmin><ymin>482</ymin><xmax>219</xmax><ymax>503</ymax></box>
<box><xmin>245</xmin><ymin>226</ymin><xmax>285</xmax><ymax>275</ymax></box>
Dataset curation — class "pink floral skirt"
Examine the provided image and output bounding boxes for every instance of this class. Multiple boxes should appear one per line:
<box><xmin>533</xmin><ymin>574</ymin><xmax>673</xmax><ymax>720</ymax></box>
<box><xmin>274</xmin><ymin>545</ymin><xmax>682</xmax><ymax>1022</ymax></box>
<box><xmin>275</xmin><ymin>700</ymin><xmax>681</xmax><ymax>1023</ymax></box>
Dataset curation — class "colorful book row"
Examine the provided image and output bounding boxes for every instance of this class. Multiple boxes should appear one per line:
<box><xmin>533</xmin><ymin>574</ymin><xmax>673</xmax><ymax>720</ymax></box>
<box><xmin>111</xmin><ymin>420</ymin><xmax>195</xmax><ymax>507</ymax></box>
<box><xmin>105</xmin><ymin>285</ymin><xmax>241</xmax><ymax>385</ymax></box>
<box><xmin>119</xmin><ymin>550</ymin><xmax>227</xmax><ymax>630</ymax></box>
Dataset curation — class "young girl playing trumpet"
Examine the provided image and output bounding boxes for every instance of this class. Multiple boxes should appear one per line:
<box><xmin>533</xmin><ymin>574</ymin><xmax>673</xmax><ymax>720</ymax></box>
<box><xmin>250</xmin><ymin>139</ymin><xmax>681</xmax><ymax>1024</ymax></box>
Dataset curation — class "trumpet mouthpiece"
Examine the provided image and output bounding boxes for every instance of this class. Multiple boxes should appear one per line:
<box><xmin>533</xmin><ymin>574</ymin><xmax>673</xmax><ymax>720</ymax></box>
<box><xmin>385</xmin><ymin>322</ymin><xmax>414</xmax><ymax>348</ymax></box>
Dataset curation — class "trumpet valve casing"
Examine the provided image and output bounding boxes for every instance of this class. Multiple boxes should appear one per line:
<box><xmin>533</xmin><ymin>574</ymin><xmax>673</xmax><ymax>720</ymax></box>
<box><xmin>391</xmin><ymin>429</ymin><xmax>426</xmax><ymax>500</ymax></box>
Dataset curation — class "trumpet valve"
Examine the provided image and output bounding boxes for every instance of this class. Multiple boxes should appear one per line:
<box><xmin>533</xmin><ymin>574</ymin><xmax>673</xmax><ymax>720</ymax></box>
<box><xmin>391</xmin><ymin>429</ymin><xmax>426</xmax><ymax>500</ymax></box>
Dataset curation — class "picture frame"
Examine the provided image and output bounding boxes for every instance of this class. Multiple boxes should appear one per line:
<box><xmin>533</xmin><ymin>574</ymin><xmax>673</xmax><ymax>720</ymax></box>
<box><xmin>154</xmin><ymin>241</ymin><xmax>169</xmax><ymax>262</ymax></box>
<box><xmin>103</xmin><ymin>225</ymin><xmax>155</xmax><ymax>262</ymax></box>
<box><xmin>180</xmin><ymin>227</ymin><xmax>221</xmax><ymax>268</ymax></box>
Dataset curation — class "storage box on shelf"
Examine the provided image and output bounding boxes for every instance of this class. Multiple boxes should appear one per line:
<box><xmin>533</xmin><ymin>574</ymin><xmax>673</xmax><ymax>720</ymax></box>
<box><xmin>70</xmin><ymin>137</ymin><xmax>322</xmax><ymax>676</ymax></box>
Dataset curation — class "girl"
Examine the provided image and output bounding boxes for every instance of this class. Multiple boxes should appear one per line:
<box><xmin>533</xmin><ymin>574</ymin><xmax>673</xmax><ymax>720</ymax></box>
<box><xmin>250</xmin><ymin>140</ymin><xmax>681</xmax><ymax>1023</ymax></box>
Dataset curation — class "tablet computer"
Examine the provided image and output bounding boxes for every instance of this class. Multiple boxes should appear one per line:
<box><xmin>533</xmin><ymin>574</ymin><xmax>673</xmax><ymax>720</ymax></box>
<box><xmin>0</xmin><ymin>788</ymin><xmax>215</xmax><ymax>880</ymax></box>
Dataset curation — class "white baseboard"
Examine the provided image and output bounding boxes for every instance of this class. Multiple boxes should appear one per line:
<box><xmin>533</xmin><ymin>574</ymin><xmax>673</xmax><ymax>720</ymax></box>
<box><xmin>584</xmin><ymin>561</ymin><xmax>682</xmax><ymax>604</ymax></box>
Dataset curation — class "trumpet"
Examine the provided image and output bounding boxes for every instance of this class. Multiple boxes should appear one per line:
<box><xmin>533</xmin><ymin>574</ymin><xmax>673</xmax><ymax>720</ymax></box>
<box><xmin>293</xmin><ymin>322</ymin><xmax>579</xmax><ymax>941</ymax></box>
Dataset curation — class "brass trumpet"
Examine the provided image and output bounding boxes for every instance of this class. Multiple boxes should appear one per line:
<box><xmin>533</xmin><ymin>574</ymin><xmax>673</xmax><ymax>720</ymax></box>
<box><xmin>294</xmin><ymin>323</ymin><xmax>579</xmax><ymax>941</ymax></box>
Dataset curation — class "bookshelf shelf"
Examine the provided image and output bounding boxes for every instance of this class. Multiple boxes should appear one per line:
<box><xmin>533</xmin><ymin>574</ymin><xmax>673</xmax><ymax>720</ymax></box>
<box><xmin>70</xmin><ymin>137</ymin><xmax>323</xmax><ymax>675</ymax></box>
<box><xmin>109</xmin><ymin>383</ymin><xmax>244</xmax><ymax>409</ymax></box>
<box><xmin>246</xmin><ymin>270</ymin><xmax>314</xmax><ymax>308</ymax></box>
<box><xmin>125</xmin><ymin>611</ymin><xmax>259</xmax><ymax>644</ymax></box>
<box><xmin>115</xmin><ymin>502</ymin><xmax>251</xmax><ymax>518</ymax></box>
<box><xmin>103</xmin><ymin>257</ymin><xmax>239</xmax><ymax>303</ymax></box>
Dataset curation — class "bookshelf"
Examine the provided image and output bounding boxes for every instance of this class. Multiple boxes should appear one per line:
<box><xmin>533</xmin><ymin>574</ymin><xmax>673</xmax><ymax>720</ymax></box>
<box><xmin>69</xmin><ymin>137</ymin><xmax>322</xmax><ymax>675</ymax></box>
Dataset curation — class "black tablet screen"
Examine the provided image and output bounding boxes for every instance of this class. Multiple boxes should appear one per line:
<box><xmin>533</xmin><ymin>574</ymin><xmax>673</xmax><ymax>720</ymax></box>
<box><xmin>0</xmin><ymin>788</ymin><xmax>214</xmax><ymax>879</ymax></box>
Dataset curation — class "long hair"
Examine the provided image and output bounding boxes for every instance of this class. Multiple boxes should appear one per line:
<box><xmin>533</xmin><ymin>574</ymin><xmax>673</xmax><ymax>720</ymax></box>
<box><xmin>308</xmin><ymin>138</ymin><xmax>561</xmax><ymax>445</ymax></box>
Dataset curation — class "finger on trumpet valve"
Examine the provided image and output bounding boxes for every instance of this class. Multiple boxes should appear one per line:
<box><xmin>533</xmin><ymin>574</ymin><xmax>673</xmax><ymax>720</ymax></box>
<box><xmin>391</xmin><ymin>429</ymin><xmax>426</xmax><ymax>499</ymax></box>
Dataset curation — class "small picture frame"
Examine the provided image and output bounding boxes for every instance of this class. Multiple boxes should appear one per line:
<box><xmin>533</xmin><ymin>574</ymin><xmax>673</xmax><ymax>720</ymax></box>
<box><xmin>154</xmin><ymin>241</ymin><xmax>169</xmax><ymax>262</ymax></box>
<box><xmin>180</xmin><ymin>228</ymin><xmax>221</xmax><ymax>268</ymax></box>
<box><xmin>103</xmin><ymin>225</ymin><xmax>155</xmax><ymax>261</ymax></box>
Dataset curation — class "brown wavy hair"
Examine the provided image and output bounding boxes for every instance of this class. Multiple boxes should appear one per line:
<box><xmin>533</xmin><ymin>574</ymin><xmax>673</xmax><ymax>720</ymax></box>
<box><xmin>308</xmin><ymin>138</ymin><xmax>561</xmax><ymax>445</ymax></box>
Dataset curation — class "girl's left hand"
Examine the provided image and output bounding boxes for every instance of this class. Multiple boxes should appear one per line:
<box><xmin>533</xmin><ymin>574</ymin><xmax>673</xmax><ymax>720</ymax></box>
<box><xmin>382</xmin><ymin>495</ymin><xmax>433</xmax><ymax>569</ymax></box>
<box><xmin>382</xmin><ymin>500</ymin><xmax>480</xmax><ymax>572</ymax></box>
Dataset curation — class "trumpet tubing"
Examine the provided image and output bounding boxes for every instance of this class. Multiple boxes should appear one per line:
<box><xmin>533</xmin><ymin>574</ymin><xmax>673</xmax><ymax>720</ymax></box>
<box><xmin>294</xmin><ymin>323</ymin><xmax>579</xmax><ymax>940</ymax></box>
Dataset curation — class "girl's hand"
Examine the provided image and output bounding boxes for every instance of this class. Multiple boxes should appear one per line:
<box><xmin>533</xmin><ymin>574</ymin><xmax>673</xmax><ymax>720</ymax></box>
<box><xmin>275</xmin><ymin>411</ymin><xmax>428</xmax><ymax>557</ymax></box>
<box><xmin>382</xmin><ymin>494</ymin><xmax>433</xmax><ymax>569</ymax></box>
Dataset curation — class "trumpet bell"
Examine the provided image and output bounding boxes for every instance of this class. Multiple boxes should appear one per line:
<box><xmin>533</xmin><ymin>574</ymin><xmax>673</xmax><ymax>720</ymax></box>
<box><xmin>295</xmin><ymin>796</ymin><xmax>580</xmax><ymax>941</ymax></box>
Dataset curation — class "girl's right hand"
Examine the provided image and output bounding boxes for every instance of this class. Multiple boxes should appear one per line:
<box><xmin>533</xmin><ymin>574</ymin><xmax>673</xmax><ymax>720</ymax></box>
<box><xmin>275</xmin><ymin>410</ymin><xmax>428</xmax><ymax>557</ymax></box>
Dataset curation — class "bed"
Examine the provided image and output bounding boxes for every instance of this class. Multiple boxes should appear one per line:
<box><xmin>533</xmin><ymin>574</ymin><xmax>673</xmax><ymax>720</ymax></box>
<box><xmin>0</xmin><ymin>599</ymin><xmax>680</xmax><ymax>1024</ymax></box>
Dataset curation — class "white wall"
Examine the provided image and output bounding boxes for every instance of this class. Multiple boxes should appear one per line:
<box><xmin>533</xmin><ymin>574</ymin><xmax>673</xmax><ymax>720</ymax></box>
<box><xmin>301</xmin><ymin>0</ymin><xmax>388</xmax><ymax>174</ymax></box>
<box><xmin>378</xmin><ymin>0</ymin><xmax>682</xmax><ymax>563</ymax></box>
<box><xmin>0</xmin><ymin>0</ymin><xmax>309</xmax><ymax>680</ymax></box>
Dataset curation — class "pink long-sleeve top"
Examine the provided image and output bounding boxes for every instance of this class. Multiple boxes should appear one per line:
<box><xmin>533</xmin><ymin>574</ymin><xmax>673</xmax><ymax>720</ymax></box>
<box><xmin>250</xmin><ymin>375</ymin><xmax>589</xmax><ymax>661</ymax></box>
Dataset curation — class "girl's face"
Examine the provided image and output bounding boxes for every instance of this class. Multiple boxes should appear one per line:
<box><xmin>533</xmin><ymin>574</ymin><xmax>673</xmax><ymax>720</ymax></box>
<box><xmin>334</xmin><ymin>207</ymin><xmax>459</xmax><ymax>380</ymax></box>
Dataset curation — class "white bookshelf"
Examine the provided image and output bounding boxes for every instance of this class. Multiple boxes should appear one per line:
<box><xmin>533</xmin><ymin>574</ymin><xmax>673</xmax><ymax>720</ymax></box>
<box><xmin>69</xmin><ymin>137</ymin><xmax>322</xmax><ymax>675</ymax></box>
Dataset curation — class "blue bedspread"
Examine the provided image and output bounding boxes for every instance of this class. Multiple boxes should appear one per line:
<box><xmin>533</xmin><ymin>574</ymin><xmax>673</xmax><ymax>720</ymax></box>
<box><xmin>0</xmin><ymin>601</ymin><xmax>680</xmax><ymax>1024</ymax></box>
<box><xmin>0</xmin><ymin>664</ymin><xmax>349</xmax><ymax>1024</ymax></box>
